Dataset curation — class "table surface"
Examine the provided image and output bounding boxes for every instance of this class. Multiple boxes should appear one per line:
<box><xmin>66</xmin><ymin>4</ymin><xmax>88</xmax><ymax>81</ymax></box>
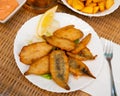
<box><xmin>0</xmin><ymin>1</ymin><xmax>120</xmax><ymax>96</ymax></box>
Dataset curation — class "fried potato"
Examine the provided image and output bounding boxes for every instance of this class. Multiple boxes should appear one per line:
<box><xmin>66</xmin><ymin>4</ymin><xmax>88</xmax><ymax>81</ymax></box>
<box><xmin>86</xmin><ymin>0</ymin><xmax>93</xmax><ymax>6</ymax></box>
<box><xmin>24</xmin><ymin>55</ymin><xmax>50</xmax><ymax>75</ymax></box>
<box><xmin>50</xmin><ymin>50</ymin><xmax>70</xmax><ymax>90</ymax></box>
<box><xmin>69</xmin><ymin>57</ymin><xmax>96</xmax><ymax>78</ymax></box>
<box><xmin>71</xmin><ymin>33</ymin><xmax>92</xmax><ymax>54</ymax></box>
<box><xmin>54</xmin><ymin>25</ymin><xmax>84</xmax><ymax>41</ymax></box>
<box><xmin>19</xmin><ymin>42</ymin><xmax>53</xmax><ymax>65</ymax></box>
<box><xmin>93</xmin><ymin>0</ymin><xmax>104</xmax><ymax>2</ymax></box>
<box><xmin>72</xmin><ymin>0</ymin><xmax>84</xmax><ymax>10</ymax></box>
<box><xmin>80</xmin><ymin>47</ymin><xmax>97</xmax><ymax>60</ymax></box>
<box><xmin>106</xmin><ymin>0</ymin><xmax>114</xmax><ymax>9</ymax></box>
<box><xmin>93</xmin><ymin>6</ymin><xmax>99</xmax><ymax>13</ymax></box>
<box><xmin>43</xmin><ymin>35</ymin><xmax>75</xmax><ymax>51</ymax></box>
<box><xmin>87</xmin><ymin>3</ymin><xmax>97</xmax><ymax>7</ymax></box>
<box><xmin>81</xmin><ymin>6</ymin><xmax>93</xmax><ymax>14</ymax></box>
<box><xmin>67</xmin><ymin>0</ymin><xmax>114</xmax><ymax>14</ymax></box>
<box><xmin>98</xmin><ymin>1</ymin><xmax>105</xmax><ymax>11</ymax></box>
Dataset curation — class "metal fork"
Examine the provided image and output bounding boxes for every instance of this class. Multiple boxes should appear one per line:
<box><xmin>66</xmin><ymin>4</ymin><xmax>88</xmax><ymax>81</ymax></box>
<box><xmin>104</xmin><ymin>40</ymin><xmax>117</xmax><ymax>96</ymax></box>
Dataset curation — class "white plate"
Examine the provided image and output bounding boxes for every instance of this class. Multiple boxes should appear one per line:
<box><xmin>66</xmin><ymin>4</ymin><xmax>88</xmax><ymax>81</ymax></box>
<box><xmin>14</xmin><ymin>13</ymin><xmax>104</xmax><ymax>93</ymax></box>
<box><xmin>61</xmin><ymin>0</ymin><xmax>120</xmax><ymax>17</ymax></box>
<box><xmin>0</xmin><ymin>0</ymin><xmax>26</xmax><ymax>23</ymax></box>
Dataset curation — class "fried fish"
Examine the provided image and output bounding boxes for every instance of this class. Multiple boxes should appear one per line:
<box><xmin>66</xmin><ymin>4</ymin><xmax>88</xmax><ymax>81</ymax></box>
<box><xmin>19</xmin><ymin>42</ymin><xmax>53</xmax><ymax>65</ymax></box>
<box><xmin>71</xmin><ymin>33</ymin><xmax>91</xmax><ymax>54</ymax></box>
<box><xmin>50</xmin><ymin>50</ymin><xmax>70</xmax><ymax>90</ymax></box>
<box><xmin>24</xmin><ymin>55</ymin><xmax>50</xmax><ymax>75</ymax></box>
<box><xmin>53</xmin><ymin>25</ymin><xmax>84</xmax><ymax>41</ymax></box>
<box><xmin>67</xmin><ymin>47</ymin><xmax>97</xmax><ymax>61</ymax></box>
<box><xmin>79</xmin><ymin>47</ymin><xmax>97</xmax><ymax>60</ymax></box>
<box><xmin>53</xmin><ymin>25</ymin><xmax>74</xmax><ymax>32</ymax></box>
<box><xmin>67</xmin><ymin>52</ymin><xmax>87</xmax><ymax>61</ymax></box>
<box><xmin>43</xmin><ymin>35</ymin><xmax>75</xmax><ymax>51</ymax></box>
<box><xmin>68</xmin><ymin>57</ymin><xmax>96</xmax><ymax>79</ymax></box>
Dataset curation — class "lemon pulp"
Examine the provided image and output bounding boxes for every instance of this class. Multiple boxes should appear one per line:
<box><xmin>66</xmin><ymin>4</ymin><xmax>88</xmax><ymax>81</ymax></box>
<box><xmin>36</xmin><ymin>6</ymin><xmax>59</xmax><ymax>37</ymax></box>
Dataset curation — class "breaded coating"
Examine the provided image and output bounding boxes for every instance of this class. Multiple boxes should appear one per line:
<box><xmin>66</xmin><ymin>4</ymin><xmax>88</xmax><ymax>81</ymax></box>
<box><xmin>53</xmin><ymin>25</ymin><xmax>74</xmax><ymax>32</ymax></box>
<box><xmin>67</xmin><ymin>52</ymin><xmax>87</xmax><ymax>61</ymax></box>
<box><xmin>71</xmin><ymin>33</ymin><xmax>91</xmax><ymax>54</ymax></box>
<box><xmin>53</xmin><ymin>25</ymin><xmax>83</xmax><ymax>41</ymax></box>
<box><xmin>19</xmin><ymin>42</ymin><xmax>53</xmax><ymax>65</ymax></box>
<box><xmin>50</xmin><ymin>50</ymin><xmax>70</xmax><ymax>90</ymax></box>
<box><xmin>43</xmin><ymin>35</ymin><xmax>75</xmax><ymax>51</ymax></box>
<box><xmin>67</xmin><ymin>47</ymin><xmax>97</xmax><ymax>60</ymax></box>
<box><xmin>79</xmin><ymin>47</ymin><xmax>97</xmax><ymax>60</ymax></box>
<box><xmin>68</xmin><ymin>57</ymin><xmax>96</xmax><ymax>79</ymax></box>
<box><xmin>24</xmin><ymin>55</ymin><xmax>50</xmax><ymax>75</ymax></box>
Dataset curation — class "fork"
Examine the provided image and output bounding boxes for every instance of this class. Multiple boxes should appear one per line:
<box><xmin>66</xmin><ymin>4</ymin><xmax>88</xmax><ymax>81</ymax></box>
<box><xmin>104</xmin><ymin>40</ymin><xmax>117</xmax><ymax>96</ymax></box>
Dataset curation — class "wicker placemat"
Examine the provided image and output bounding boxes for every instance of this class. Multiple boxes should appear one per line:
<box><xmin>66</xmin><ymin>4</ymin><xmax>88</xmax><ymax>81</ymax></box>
<box><xmin>0</xmin><ymin>3</ymin><xmax>120</xmax><ymax>96</ymax></box>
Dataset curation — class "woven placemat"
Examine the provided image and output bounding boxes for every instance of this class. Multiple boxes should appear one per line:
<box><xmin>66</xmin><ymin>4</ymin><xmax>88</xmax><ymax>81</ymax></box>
<box><xmin>0</xmin><ymin>3</ymin><xmax>120</xmax><ymax>96</ymax></box>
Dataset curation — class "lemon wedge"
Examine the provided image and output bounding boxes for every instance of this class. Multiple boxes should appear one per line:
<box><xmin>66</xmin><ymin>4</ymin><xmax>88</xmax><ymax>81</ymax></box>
<box><xmin>36</xmin><ymin>6</ymin><xmax>58</xmax><ymax>37</ymax></box>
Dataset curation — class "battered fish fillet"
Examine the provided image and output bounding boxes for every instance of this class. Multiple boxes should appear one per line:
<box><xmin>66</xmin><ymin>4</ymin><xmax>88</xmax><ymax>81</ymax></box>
<box><xmin>24</xmin><ymin>55</ymin><xmax>50</xmax><ymax>75</ymax></box>
<box><xmin>71</xmin><ymin>33</ymin><xmax>91</xmax><ymax>54</ymax></box>
<box><xmin>53</xmin><ymin>25</ymin><xmax>74</xmax><ymax>32</ymax></box>
<box><xmin>50</xmin><ymin>50</ymin><xmax>70</xmax><ymax>90</ymax></box>
<box><xmin>79</xmin><ymin>47</ymin><xmax>97</xmax><ymax>60</ymax></box>
<box><xmin>67</xmin><ymin>52</ymin><xmax>87</xmax><ymax>61</ymax></box>
<box><xmin>67</xmin><ymin>48</ymin><xmax>97</xmax><ymax>61</ymax></box>
<box><xmin>19</xmin><ymin>42</ymin><xmax>53</xmax><ymax>65</ymax></box>
<box><xmin>69</xmin><ymin>57</ymin><xmax>96</xmax><ymax>79</ymax></box>
<box><xmin>53</xmin><ymin>25</ymin><xmax>83</xmax><ymax>41</ymax></box>
<box><xmin>43</xmin><ymin>35</ymin><xmax>75</xmax><ymax>51</ymax></box>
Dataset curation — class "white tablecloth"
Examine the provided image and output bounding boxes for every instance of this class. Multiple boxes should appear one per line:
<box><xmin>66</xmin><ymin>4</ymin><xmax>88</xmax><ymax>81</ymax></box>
<box><xmin>82</xmin><ymin>38</ymin><xmax>120</xmax><ymax>96</ymax></box>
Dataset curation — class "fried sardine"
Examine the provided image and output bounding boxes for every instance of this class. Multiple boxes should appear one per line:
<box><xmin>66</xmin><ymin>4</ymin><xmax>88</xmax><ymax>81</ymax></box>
<box><xmin>24</xmin><ymin>55</ymin><xmax>50</xmax><ymax>75</ymax></box>
<box><xmin>69</xmin><ymin>57</ymin><xmax>96</xmax><ymax>79</ymax></box>
<box><xmin>67</xmin><ymin>47</ymin><xmax>97</xmax><ymax>61</ymax></box>
<box><xmin>79</xmin><ymin>47</ymin><xmax>97</xmax><ymax>60</ymax></box>
<box><xmin>53</xmin><ymin>25</ymin><xmax>83</xmax><ymax>41</ymax></box>
<box><xmin>50</xmin><ymin>50</ymin><xmax>70</xmax><ymax>90</ymax></box>
<box><xmin>43</xmin><ymin>35</ymin><xmax>75</xmax><ymax>51</ymax></box>
<box><xmin>67</xmin><ymin>52</ymin><xmax>87</xmax><ymax>61</ymax></box>
<box><xmin>71</xmin><ymin>33</ymin><xmax>91</xmax><ymax>54</ymax></box>
<box><xmin>19</xmin><ymin>42</ymin><xmax>53</xmax><ymax>65</ymax></box>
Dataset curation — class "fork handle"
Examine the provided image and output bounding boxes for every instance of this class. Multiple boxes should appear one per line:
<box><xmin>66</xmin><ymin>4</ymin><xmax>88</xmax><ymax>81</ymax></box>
<box><xmin>108</xmin><ymin>60</ymin><xmax>117</xmax><ymax>96</ymax></box>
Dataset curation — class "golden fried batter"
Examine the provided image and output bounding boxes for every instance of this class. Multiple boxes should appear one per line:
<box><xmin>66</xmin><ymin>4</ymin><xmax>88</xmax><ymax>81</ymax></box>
<box><xmin>67</xmin><ymin>47</ymin><xmax>97</xmax><ymax>60</ymax></box>
<box><xmin>68</xmin><ymin>57</ymin><xmax>96</xmax><ymax>79</ymax></box>
<box><xmin>71</xmin><ymin>33</ymin><xmax>91</xmax><ymax>54</ymax></box>
<box><xmin>24</xmin><ymin>55</ymin><xmax>50</xmax><ymax>75</ymax></box>
<box><xmin>50</xmin><ymin>50</ymin><xmax>70</xmax><ymax>90</ymax></box>
<box><xmin>67</xmin><ymin>52</ymin><xmax>87</xmax><ymax>61</ymax></box>
<box><xmin>43</xmin><ymin>35</ymin><xmax>75</xmax><ymax>51</ymax></box>
<box><xmin>53</xmin><ymin>25</ymin><xmax>83</xmax><ymax>41</ymax></box>
<box><xmin>19</xmin><ymin>42</ymin><xmax>53</xmax><ymax>65</ymax></box>
<box><xmin>53</xmin><ymin>25</ymin><xmax>74</xmax><ymax>32</ymax></box>
<box><xmin>79</xmin><ymin>47</ymin><xmax>97</xmax><ymax>60</ymax></box>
